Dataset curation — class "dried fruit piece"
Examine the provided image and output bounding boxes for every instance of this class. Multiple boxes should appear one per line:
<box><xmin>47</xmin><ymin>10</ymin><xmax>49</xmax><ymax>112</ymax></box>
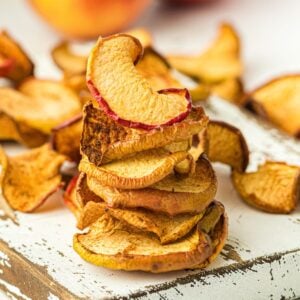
<box><xmin>79</xmin><ymin>149</ymin><xmax>188</xmax><ymax>189</ymax></box>
<box><xmin>73</xmin><ymin>201</ymin><xmax>226</xmax><ymax>272</ymax></box>
<box><xmin>87</xmin><ymin>159</ymin><xmax>216</xmax><ymax>216</ymax></box>
<box><xmin>0</xmin><ymin>30</ymin><xmax>34</xmax><ymax>82</ymax></box>
<box><xmin>127</xmin><ymin>27</ymin><xmax>152</xmax><ymax>48</ymax></box>
<box><xmin>168</xmin><ymin>23</ymin><xmax>242</xmax><ymax>83</ymax></box>
<box><xmin>81</xmin><ymin>102</ymin><xmax>208</xmax><ymax>165</ymax></box>
<box><xmin>205</xmin><ymin>120</ymin><xmax>249</xmax><ymax>172</ymax></box>
<box><xmin>51</xmin><ymin>114</ymin><xmax>82</xmax><ymax>162</ymax></box>
<box><xmin>190</xmin><ymin>84</ymin><xmax>210</xmax><ymax>102</ymax></box>
<box><xmin>0</xmin><ymin>56</ymin><xmax>13</xmax><ymax>77</ymax></box>
<box><xmin>108</xmin><ymin>207</ymin><xmax>205</xmax><ymax>244</ymax></box>
<box><xmin>232</xmin><ymin>162</ymin><xmax>300</xmax><ymax>213</ymax></box>
<box><xmin>244</xmin><ymin>75</ymin><xmax>300</xmax><ymax>137</ymax></box>
<box><xmin>0</xmin><ymin>144</ymin><xmax>65</xmax><ymax>212</ymax></box>
<box><xmin>212</xmin><ymin>78</ymin><xmax>244</xmax><ymax>103</ymax></box>
<box><xmin>87</xmin><ymin>34</ymin><xmax>191</xmax><ymax>130</ymax></box>
<box><xmin>0</xmin><ymin>79</ymin><xmax>81</xmax><ymax>134</ymax></box>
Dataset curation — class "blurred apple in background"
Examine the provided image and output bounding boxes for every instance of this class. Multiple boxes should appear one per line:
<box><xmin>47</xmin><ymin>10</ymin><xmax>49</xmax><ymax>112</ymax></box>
<box><xmin>28</xmin><ymin>0</ymin><xmax>151</xmax><ymax>40</ymax></box>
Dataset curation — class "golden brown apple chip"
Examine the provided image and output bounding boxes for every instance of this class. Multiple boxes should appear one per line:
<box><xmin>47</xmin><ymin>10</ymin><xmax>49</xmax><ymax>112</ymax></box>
<box><xmin>81</xmin><ymin>102</ymin><xmax>208</xmax><ymax>166</ymax></box>
<box><xmin>189</xmin><ymin>84</ymin><xmax>210</xmax><ymax>102</ymax></box>
<box><xmin>0</xmin><ymin>112</ymin><xmax>48</xmax><ymax>147</ymax></box>
<box><xmin>232</xmin><ymin>162</ymin><xmax>300</xmax><ymax>213</ymax></box>
<box><xmin>0</xmin><ymin>56</ymin><xmax>13</xmax><ymax>77</ymax></box>
<box><xmin>167</xmin><ymin>23</ymin><xmax>242</xmax><ymax>83</ymax></box>
<box><xmin>73</xmin><ymin>202</ymin><xmax>227</xmax><ymax>272</ymax></box>
<box><xmin>205</xmin><ymin>120</ymin><xmax>249</xmax><ymax>172</ymax></box>
<box><xmin>0</xmin><ymin>79</ymin><xmax>81</xmax><ymax>136</ymax></box>
<box><xmin>79</xmin><ymin>149</ymin><xmax>188</xmax><ymax>189</ymax></box>
<box><xmin>0</xmin><ymin>144</ymin><xmax>66</xmax><ymax>212</ymax></box>
<box><xmin>127</xmin><ymin>27</ymin><xmax>153</xmax><ymax>48</ymax></box>
<box><xmin>51</xmin><ymin>114</ymin><xmax>82</xmax><ymax>162</ymax></box>
<box><xmin>0</xmin><ymin>30</ymin><xmax>34</xmax><ymax>82</ymax></box>
<box><xmin>244</xmin><ymin>75</ymin><xmax>300</xmax><ymax>137</ymax></box>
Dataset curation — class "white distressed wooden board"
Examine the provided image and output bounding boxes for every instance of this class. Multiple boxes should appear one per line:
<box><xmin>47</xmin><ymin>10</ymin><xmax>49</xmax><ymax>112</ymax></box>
<box><xmin>0</xmin><ymin>97</ymin><xmax>300</xmax><ymax>300</ymax></box>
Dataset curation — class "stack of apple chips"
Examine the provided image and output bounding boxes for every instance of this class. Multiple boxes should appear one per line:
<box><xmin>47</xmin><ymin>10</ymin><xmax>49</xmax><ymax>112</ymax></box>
<box><xmin>67</xmin><ymin>34</ymin><xmax>228</xmax><ymax>273</ymax></box>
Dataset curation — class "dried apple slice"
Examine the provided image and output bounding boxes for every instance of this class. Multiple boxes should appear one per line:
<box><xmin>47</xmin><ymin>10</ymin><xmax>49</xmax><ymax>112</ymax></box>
<box><xmin>205</xmin><ymin>120</ymin><xmax>249</xmax><ymax>172</ymax></box>
<box><xmin>0</xmin><ymin>144</ymin><xmax>66</xmax><ymax>212</ymax></box>
<box><xmin>87</xmin><ymin>34</ymin><xmax>191</xmax><ymax>130</ymax></box>
<box><xmin>73</xmin><ymin>201</ymin><xmax>227</xmax><ymax>272</ymax></box>
<box><xmin>126</xmin><ymin>27</ymin><xmax>152</xmax><ymax>48</ymax></box>
<box><xmin>107</xmin><ymin>207</ymin><xmax>205</xmax><ymax>244</ymax></box>
<box><xmin>51</xmin><ymin>114</ymin><xmax>83</xmax><ymax>162</ymax></box>
<box><xmin>81</xmin><ymin>102</ymin><xmax>208</xmax><ymax>165</ymax></box>
<box><xmin>232</xmin><ymin>162</ymin><xmax>300</xmax><ymax>213</ymax></box>
<box><xmin>0</xmin><ymin>56</ymin><xmax>13</xmax><ymax>77</ymax></box>
<box><xmin>244</xmin><ymin>75</ymin><xmax>300</xmax><ymax>137</ymax></box>
<box><xmin>167</xmin><ymin>23</ymin><xmax>242</xmax><ymax>83</ymax></box>
<box><xmin>87</xmin><ymin>161</ymin><xmax>216</xmax><ymax>216</ymax></box>
<box><xmin>0</xmin><ymin>30</ymin><xmax>34</xmax><ymax>82</ymax></box>
<box><xmin>79</xmin><ymin>149</ymin><xmax>188</xmax><ymax>189</ymax></box>
<box><xmin>0</xmin><ymin>79</ymin><xmax>81</xmax><ymax>134</ymax></box>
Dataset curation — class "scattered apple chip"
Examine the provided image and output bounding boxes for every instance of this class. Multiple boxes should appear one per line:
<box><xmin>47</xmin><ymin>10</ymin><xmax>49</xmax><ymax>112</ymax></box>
<box><xmin>167</xmin><ymin>23</ymin><xmax>242</xmax><ymax>83</ymax></box>
<box><xmin>87</xmin><ymin>162</ymin><xmax>215</xmax><ymax>216</ymax></box>
<box><xmin>0</xmin><ymin>79</ymin><xmax>81</xmax><ymax>135</ymax></box>
<box><xmin>73</xmin><ymin>201</ymin><xmax>226</xmax><ymax>272</ymax></box>
<box><xmin>205</xmin><ymin>120</ymin><xmax>249</xmax><ymax>172</ymax></box>
<box><xmin>244</xmin><ymin>75</ymin><xmax>300</xmax><ymax>137</ymax></box>
<box><xmin>0</xmin><ymin>112</ymin><xmax>48</xmax><ymax>147</ymax></box>
<box><xmin>86</xmin><ymin>34</ymin><xmax>191</xmax><ymax>130</ymax></box>
<box><xmin>51</xmin><ymin>114</ymin><xmax>83</xmax><ymax>162</ymax></box>
<box><xmin>0</xmin><ymin>30</ymin><xmax>34</xmax><ymax>82</ymax></box>
<box><xmin>126</xmin><ymin>27</ymin><xmax>153</xmax><ymax>48</ymax></box>
<box><xmin>0</xmin><ymin>144</ymin><xmax>66</xmax><ymax>212</ymax></box>
<box><xmin>107</xmin><ymin>207</ymin><xmax>205</xmax><ymax>244</ymax></box>
<box><xmin>190</xmin><ymin>84</ymin><xmax>210</xmax><ymax>102</ymax></box>
<box><xmin>81</xmin><ymin>102</ymin><xmax>208</xmax><ymax>165</ymax></box>
<box><xmin>79</xmin><ymin>149</ymin><xmax>188</xmax><ymax>189</ymax></box>
<box><xmin>232</xmin><ymin>162</ymin><xmax>300</xmax><ymax>213</ymax></box>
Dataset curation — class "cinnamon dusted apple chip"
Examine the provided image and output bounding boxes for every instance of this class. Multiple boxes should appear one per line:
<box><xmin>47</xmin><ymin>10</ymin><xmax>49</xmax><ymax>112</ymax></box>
<box><xmin>87</xmin><ymin>158</ymin><xmax>216</xmax><ymax>216</ymax></box>
<box><xmin>168</xmin><ymin>23</ymin><xmax>242</xmax><ymax>83</ymax></box>
<box><xmin>73</xmin><ymin>201</ymin><xmax>227</xmax><ymax>272</ymax></box>
<box><xmin>51</xmin><ymin>114</ymin><xmax>83</xmax><ymax>162</ymax></box>
<box><xmin>81</xmin><ymin>102</ymin><xmax>208</xmax><ymax>166</ymax></box>
<box><xmin>0</xmin><ymin>79</ymin><xmax>81</xmax><ymax>135</ymax></box>
<box><xmin>205</xmin><ymin>120</ymin><xmax>249</xmax><ymax>172</ymax></box>
<box><xmin>232</xmin><ymin>162</ymin><xmax>300</xmax><ymax>213</ymax></box>
<box><xmin>0</xmin><ymin>30</ymin><xmax>34</xmax><ymax>82</ymax></box>
<box><xmin>79</xmin><ymin>149</ymin><xmax>188</xmax><ymax>189</ymax></box>
<box><xmin>87</xmin><ymin>34</ymin><xmax>191</xmax><ymax>130</ymax></box>
<box><xmin>0</xmin><ymin>144</ymin><xmax>66</xmax><ymax>212</ymax></box>
<box><xmin>244</xmin><ymin>75</ymin><xmax>300</xmax><ymax>137</ymax></box>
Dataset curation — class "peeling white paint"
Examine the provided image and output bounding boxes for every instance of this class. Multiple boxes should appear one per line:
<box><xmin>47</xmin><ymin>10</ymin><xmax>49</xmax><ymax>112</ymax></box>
<box><xmin>0</xmin><ymin>251</ymin><xmax>11</xmax><ymax>268</ymax></box>
<box><xmin>47</xmin><ymin>293</ymin><xmax>59</xmax><ymax>300</ymax></box>
<box><xmin>0</xmin><ymin>279</ymin><xmax>31</xmax><ymax>300</ymax></box>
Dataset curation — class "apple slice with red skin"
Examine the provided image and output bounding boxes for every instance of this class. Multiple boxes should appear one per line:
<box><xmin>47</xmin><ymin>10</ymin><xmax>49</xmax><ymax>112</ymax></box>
<box><xmin>87</xmin><ymin>34</ymin><xmax>191</xmax><ymax>130</ymax></box>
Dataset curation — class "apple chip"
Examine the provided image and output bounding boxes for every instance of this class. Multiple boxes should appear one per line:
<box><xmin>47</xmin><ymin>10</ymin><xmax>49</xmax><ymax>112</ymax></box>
<box><xmin>126</xmin><ymin>27</ymin><xmax>152</xmax><ymax>48</ymax></box>
<box><xmin>87</xmin><ymin>34</ymin><xmax>191</xmax><ymax>130</ymax></box>
<box><xmin>79</xmin><ymin>149</ymin><xmax>188</xmax><ymax>189</ymax></box>
<box><xmin>167</xmin><ymin>23</ymin><xmax>242</xmax><ymax>83</ymax></box>
<box><xmin>232</xmin><ymin>162</ymin><xmax>300</xmax><ymax>213</ymax></box>
<box><xmin>0</xmin><ymin>30</ymin><xmax>34</xmax><ymax>82</ymax></box>
<box><xmin>0</xmin><ymin>112</ymin><xmax>48</xmax><ymax>147</ymax></box>
<box><xmin>81</xmin><ymin>102</ymin><xmax>208</xmax><ymax>165</ymax></box>
<box><xmin>205</xmin><ymin>120</ymin><xmax>249</xmax><ymax>172</ymax></box>
<box><xmin>0</xmin><ymin>144</ymin><xmax>66</xmax><ymax>212</ymax></box>
<box><xmin>73</xmin><ymin>202</ymin><xmax>226</xmax><ymax>272</ymax></box>
<box><xmin>0</xmin><ymin>79</ymin><xmax>81</xmax><ymax>135</ymax></box>
<box><xmin>190</xmin><ymin>84</ymin><xmax>210</xmax><ymax>102</ymax></box>
<box><xmin>244</xmin><ymin>75</ymin><xmax>300</xmax><ymax>137</ymax></box>
<box><xmin>107</xmin><ymin>207</ymin><xmax>205</xmax><ymax>244</ymax></box>
<box><xmin>51</xmin><ymin>114</ymin><xmax>82</xmax><ymax>162</ymax></box>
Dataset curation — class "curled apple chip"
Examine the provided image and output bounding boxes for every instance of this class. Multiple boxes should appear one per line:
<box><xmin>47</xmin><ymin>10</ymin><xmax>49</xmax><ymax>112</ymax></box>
<box><xmin>0</xmin><ymin>144</ymin><xmax>66</xmax><ymax>212</ymax></box>
<box><xmin>205</xmin><ymin>120</ymin><xmax>249</xmax><ymax>172</ymax></box>
<box><xmin>87</xmin><ymin>34</ymin><xmax>191</xmax><ymax>130</ymax></box>
<box><xmin>0</xmin><ymin>112</ymin><xmax>48</xmax><ymax>147</ymax></box>
<box><xmin>87</xmin><ymin>166</ymin><xmax>215</xmax><ymax>216</ymax></box>
<box><xmin>167</xmin><ymin>23</ymin><xmax>242</xmax><ymax>83</ymax></box>
<box><xmin>81</xmin><ymin>102</ymin><xmax>208</xmax><ymax>165</ymax></box>
<box><xmin>232</xmin><ymin>162</ymin><xmax>300</xmax><ymax>213</ymax></box>
<box><xmin>73</xmin><ymin>201</ymin><xmax>226</xmax><ymax>272</ymax></box>
<box><xmin>0</xmin><ymin>30</ymin><xmax>34</xmax><ymax>82</ymax></box>
<box><xmin>244</xmin><ymin>75</ymin><xmax>300</xmax><ymax>137</ymax></box>
<box><xmin>126</xmin><ymin>27</ymin><xmax>152</xmax><ymax>49</ymax></box>
<box><xmin>79</xmin><ymin>149</ymin><xmax>188</xmax><ymax>189</ymax></box>
<box><xmin>51</xmin><ymin>114</ymin><xmax>83</xmax><ymax>162</ymax></box>
<box><xmin>0</xmin><ymin>79</ymin><xmax>81</xmax><ymax>135</ymax></box>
